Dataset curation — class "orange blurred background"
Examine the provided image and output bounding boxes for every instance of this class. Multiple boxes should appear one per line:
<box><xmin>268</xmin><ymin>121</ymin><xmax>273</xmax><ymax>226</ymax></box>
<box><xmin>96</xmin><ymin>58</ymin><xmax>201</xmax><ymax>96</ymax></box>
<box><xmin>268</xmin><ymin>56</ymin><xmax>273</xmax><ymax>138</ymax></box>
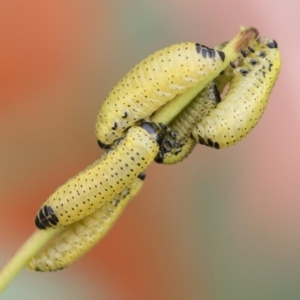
<box><xmin>0</xmin><ymin>1</ymin><xmax>299</xmax><ymax>299</ymax></box>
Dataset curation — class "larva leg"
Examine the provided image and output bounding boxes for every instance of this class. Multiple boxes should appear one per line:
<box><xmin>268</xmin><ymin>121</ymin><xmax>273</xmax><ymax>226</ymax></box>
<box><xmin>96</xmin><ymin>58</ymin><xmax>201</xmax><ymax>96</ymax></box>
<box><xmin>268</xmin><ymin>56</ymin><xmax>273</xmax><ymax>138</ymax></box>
<box><xmin>35</xmin><ymin>124</ymin><xmax>159</xmax><ymax>229</ymax></box>
<box><xmin>192</xmin><ymin>38</ymin><xmax>281</xmax><ymax>149</ymax></box>
<box><xmin>155</xmin><ymin>82</ymin><xmax>222</xmax><ymax>164</ymax></box>
<box><xmin>28</xmin><ymin>175</ymin><xmax>145</xmax><ymax>272</ymax></box>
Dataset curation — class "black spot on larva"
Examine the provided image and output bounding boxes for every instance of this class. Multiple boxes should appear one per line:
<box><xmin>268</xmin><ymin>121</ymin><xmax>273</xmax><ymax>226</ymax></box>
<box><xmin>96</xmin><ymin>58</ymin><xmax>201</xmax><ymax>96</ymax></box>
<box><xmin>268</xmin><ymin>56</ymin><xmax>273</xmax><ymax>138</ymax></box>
<box><xmin>140</xmin><ymin>121</ymin><xmax>158</xmax><ymax>136</ymax></box>
<box><xmin>267</xmin><ymin>39</ymin><xmax>278</xmax><ymax>49</ymax></box>
<box><xmin>122</xmin><ymin>112</ymin><xmax>128</xmax><ymax>118</ymax></box>
<box><xmin>214</xmin><ymin>142</ymin><xmax>220</xmax><ymax>149</ymax></box>
<box><xmin>138</xmin><ymin>172</ymin><xmax>146</xmax><ymax>180</ymax></box>
<box><xmin>207</xmin><ymin>139</ymin><xmax>214</xmax><ymax>147</ymax></box>
<box><xmin>268</xmin><ymin>63</ymin><xmax>273</xmax><ymax>72</ymax></box>
<box><xmin>195</xmin><ymin>43</ymin><xmax>201</xmax><ymax>53</ymax></box>
<box><xmin>207</xmin><ymin>48</ymin><xmax>216</xmax><ymax>58</ymax></box>
<box><xmin>97</xmin><ymin>140</ymin><xmax>110</xmax><ymax>150</ymax></box>
<box><xmin>241</xmin><ymin>49</ymin><xmax>247</xmax><ymax>57</ymax></box>
<box><xmin>230</xmin><ymin>61</ymin><xmax>237</xmax><ymax>68</ymax></box>
<box><xmin>258</xmin><ymin>51</ymin><xmax>266</xmax><ymax>58</ymax></box>
<box><xmin>218</xmin><ymin>51</ymin><xmax>225</xmax><ymax>62</ymax></box>
<box><xmin>112</xmin><ymin>122</ymin><xmax>118</xmax><ymax>130</ymax></box>
<box><xmin>249</xmin><ymin>59</ymin><xmax>258</xmax><ymax>66</ymax></box>
<box><xmin>198</xmin><ymin>136</ymin><xmax>205</xmax><ymax>145</ymax></box>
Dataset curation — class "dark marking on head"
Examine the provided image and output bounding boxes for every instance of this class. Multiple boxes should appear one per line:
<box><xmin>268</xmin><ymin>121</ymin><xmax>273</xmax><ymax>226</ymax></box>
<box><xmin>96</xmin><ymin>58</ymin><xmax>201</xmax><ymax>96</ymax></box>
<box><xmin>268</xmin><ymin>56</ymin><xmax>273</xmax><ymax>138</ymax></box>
<box><xmin>35</xmin><ymin>216</ymin><xmax>47</xmax><ymax>230</ymax></box>
<box><xmin>268</xmin><ymin>63</ymin><xmax>273</xmax><ymax>72</ymax></box>
<box><xmin>248</xmin><ymin>45</ymin><xmax>255</xmax><ymax>53</ymax></box>
<box><xmin>138</xmin><ymin>172</ymin><xmax>146</xmax><ymax>180</ymax></box>
<box><xmin>35</xmin><ymin>206</ymin><xmax>59</xmax><ymax>230</ymax></box>
<box><xmin>140</xmin><ymin>121</ymin><xmax>158</xmax><ymax>136</ymax></box>
<box><xmin>207</xmin><ymin>139</ymin><xmax>214</xmax><ymax>147</ymax></box>
<box><xmin>195</xmin><ymin>43</ymin><xmax>201</xmax><ymax>54</ymax></box>
<box><xmin>201</xmin><ymin>48</ymin><xmax>208</xmax><ymax>58</ymax></box>
<box><xmin>214</xmin><ymin>142</ymin><xmax>220</xmax><ymax>149</ymax></box>
<box><xmin>207</xmin><ymin>48</ymin><xmax>216</xmax><ymax>58</ymax></box>
<box><xmin>198</xmin><ymin>135</ymin><xmax>206</xmax><ymax>145</ymax></box>
<box><xmin>267</xmin><ymin>39</ymin><xmax>278</xmax><ymax>49</ymax></box>
<box><xmin>97</xmin><ymin>140</ymin><xmax>110</xmax><ymax>150</ymax></box>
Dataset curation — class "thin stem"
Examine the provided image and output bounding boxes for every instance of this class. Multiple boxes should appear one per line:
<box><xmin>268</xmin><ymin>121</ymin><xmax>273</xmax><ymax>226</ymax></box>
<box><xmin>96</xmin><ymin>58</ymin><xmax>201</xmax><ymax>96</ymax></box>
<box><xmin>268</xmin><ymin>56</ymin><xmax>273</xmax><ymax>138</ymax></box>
<box><xmin>0</xmin><ymin>25</ymin><xmax>258</xmax><ymax>295</ymax></box>
<box><xmin>0</xmin><ymin>229</ymin><xmax>59</xmax><ymax>292</ymax></box>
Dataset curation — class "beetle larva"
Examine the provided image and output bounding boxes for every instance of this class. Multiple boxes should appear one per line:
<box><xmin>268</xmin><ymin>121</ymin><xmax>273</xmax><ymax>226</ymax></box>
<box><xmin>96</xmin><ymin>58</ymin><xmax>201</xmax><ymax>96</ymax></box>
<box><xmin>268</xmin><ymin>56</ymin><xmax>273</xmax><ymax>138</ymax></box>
<box><xmin>35</xmin><ymin>124</ymin><xmax>159</xmax><ymax>229</ymax></box>
<box><xmin>95</xmin><ymin>42</ymin><xmax>226</xmax><ymax>148</ymax></box>
<box><xmin>29</xmin><ymin>175</ymin><xmax>144</xmax><ymax>271</ymax></box>
<box><xmin>155</xmin><ymin>82</ymin><xmax>221</xmax><ymax>164</ymax></box>
<box><xmin>192</xmin><ymin>38</ymin><xmax>281</xmax><ymax>149</ymax></box>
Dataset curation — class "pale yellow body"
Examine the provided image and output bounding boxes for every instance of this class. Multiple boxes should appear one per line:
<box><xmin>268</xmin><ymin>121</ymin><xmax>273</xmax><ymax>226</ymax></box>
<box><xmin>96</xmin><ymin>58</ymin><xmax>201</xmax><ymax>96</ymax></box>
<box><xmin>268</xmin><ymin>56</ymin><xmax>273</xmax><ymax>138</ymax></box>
<box><xmin>29</xmin><ymin>177</ymin><xmax>143</xmax><ymax>271</ymax></box>
<box><xmin>95</xmin><ymin>43</ymin><xmax>225</xmax><ymax>146</ymax></box>
<box><xmin>161</xmin><ymin>82</ymin><xmax>221</xmax><ymax>164</ymax></box>
<box><xmin>193</xmin><ymin>38</ymin><xmax>281</xmax><ymax>149</ymax></box>
<box><xmin>35</xmin><ymin>126</ymin><xmax>158</xmax><ymax>228</ymax></box>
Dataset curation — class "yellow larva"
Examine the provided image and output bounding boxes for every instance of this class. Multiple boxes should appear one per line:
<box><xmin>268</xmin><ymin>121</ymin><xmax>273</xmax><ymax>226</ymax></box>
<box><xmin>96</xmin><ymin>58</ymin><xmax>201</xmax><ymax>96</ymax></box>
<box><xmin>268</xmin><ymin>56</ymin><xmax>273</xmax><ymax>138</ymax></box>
<box><xmin>28</xmin><ymin>176</ymin><xmax>144</xmax><ymax>271</ymax></box>
<box><xmin>155</xmin><ymin>82</ymin><xmax>221</xmax><ymax>164</ymax></box>
<box><xmin>95</xmin><ymin>42</ymin><xmax>226</xmax><ymax>147</ymax></box>
<box><xmin>193</xmin><ymin>38</ymin><xmax>281</xmax><ymax>149</ymax></box>
<box><xmin>35</xmin><ymin>124</ymin><xmax>159</xmax><ymax>229</ymax></box>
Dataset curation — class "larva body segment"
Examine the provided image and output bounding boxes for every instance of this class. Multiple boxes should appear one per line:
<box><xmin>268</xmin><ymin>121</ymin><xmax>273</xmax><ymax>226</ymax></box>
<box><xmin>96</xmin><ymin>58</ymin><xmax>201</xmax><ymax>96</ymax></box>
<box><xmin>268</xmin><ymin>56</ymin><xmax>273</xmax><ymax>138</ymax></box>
<box><xmin>35</xmin><ymin>125</ymin><xmax>159</xmax><ymax>229</ymax></box>
<box><xmin>213</xmin><ymin>42</ymin><xmax>235</xmax><ymax>94</ymax></box>
<box><xmin>193</xmin><ymin>38</ymin><xmax>282</xmax><ymax>149</ymax></box>
<box><xmin>29</xmin><ymin>176</ymin><xmax>144</xmax><ymax>272</ymax></box>
<box><xmin>95</xmin><ymin>43</ymin><xmax>225</xmax><ymax>147</ymax></box>
<box><xmin>156</xmin><ymin>82</ymin><xmax>221</xmax><ymax>164</ymax></box>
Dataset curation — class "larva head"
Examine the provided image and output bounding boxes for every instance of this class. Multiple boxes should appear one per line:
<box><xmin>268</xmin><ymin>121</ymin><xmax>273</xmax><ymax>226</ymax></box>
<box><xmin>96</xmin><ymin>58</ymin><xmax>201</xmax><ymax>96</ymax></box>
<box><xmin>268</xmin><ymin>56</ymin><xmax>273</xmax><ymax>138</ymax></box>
<box><xmin>35</xmin><ymin>206</ymin><xmax>59</xmax><ymax>229</ymax></box>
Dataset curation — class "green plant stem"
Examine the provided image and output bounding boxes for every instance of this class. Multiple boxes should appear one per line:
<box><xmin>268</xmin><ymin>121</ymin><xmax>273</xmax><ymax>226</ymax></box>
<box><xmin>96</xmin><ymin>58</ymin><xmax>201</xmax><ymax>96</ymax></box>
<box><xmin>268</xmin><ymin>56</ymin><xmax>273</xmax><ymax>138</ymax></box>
<box><xmin>0</xmin><ymin>229</ymin><xmax>59</xmax><ymax>292</ymax></box>
<box><xmin>0</xmin><ymin>25</ymin><xmax>258</xmax><ymax>294</ymax></box>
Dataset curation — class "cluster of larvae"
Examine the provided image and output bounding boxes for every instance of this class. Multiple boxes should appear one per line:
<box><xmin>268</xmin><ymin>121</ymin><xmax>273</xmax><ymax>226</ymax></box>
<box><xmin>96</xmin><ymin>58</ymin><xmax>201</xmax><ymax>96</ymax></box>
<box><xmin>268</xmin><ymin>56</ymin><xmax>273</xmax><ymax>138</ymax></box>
<box><xmin>29</xmin><ymin>31</ymin><xmax>281</xmax><ymax>271</ymax></box>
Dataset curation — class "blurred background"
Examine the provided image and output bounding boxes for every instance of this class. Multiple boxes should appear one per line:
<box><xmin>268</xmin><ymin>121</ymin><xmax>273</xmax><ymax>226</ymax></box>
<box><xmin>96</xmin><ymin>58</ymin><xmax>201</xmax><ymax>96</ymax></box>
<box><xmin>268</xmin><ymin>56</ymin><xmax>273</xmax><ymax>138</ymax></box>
<box><xmin>0</xmin><ymin>1</ymin><xmax>298</xmax><ymax>299</ymax></box>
